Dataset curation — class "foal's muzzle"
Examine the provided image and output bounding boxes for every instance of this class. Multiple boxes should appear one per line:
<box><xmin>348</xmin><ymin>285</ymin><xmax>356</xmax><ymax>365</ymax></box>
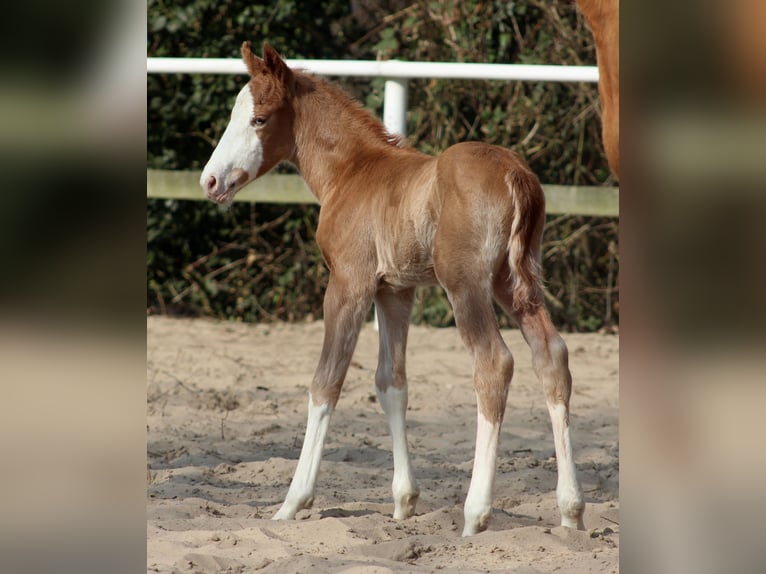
<box><xmin>201</xmin><ymin>168</ymin><xmax>250</xmax><ymax>204</ymax></box>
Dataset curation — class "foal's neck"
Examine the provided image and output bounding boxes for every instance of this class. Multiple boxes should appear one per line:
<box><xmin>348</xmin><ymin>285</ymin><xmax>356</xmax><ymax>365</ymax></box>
<box><xmin>290</xmin><ymin>73</ymin><xmax>405</xmax><ymax>203</ymax></box>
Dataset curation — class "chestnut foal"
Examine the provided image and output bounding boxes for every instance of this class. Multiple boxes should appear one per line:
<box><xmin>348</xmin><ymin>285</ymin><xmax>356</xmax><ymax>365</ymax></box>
<box><xmin>200</xmin><ymin>42</ymin><xmax>585</xmax><ymax>536</ymax></box>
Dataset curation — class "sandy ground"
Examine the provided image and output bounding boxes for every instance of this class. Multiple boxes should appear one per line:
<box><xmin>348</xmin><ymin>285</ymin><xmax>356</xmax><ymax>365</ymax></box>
<box><xmin>147</xmin><ymin>317</ymin><xmax>618</xmax><ymax>573</ymax></box>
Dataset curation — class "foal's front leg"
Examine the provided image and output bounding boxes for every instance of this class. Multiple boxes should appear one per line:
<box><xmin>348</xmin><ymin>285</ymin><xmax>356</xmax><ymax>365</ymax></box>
<box><xmin>273</xmin><ymin>273</ymin><xmax>375</xmax><ymax>520</ymax></box>
<box><xmin>374</xmin><ymin>287</ymin><xmax>419</xmax><ymax>519</ymax></box>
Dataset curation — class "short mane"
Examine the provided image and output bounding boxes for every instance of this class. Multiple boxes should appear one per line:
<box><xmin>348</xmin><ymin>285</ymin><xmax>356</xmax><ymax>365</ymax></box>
<box><xmin>293</xmin><ymin>70</ymin><xmax>407</xmax><ymax>149</ymax></box>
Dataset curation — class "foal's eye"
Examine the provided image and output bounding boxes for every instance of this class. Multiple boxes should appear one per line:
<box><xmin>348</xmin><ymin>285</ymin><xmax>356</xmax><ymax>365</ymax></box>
<box><xmin>251</xmin><ymin>116</ymin><xmax>267</xmax><ymax>127</ymax></box>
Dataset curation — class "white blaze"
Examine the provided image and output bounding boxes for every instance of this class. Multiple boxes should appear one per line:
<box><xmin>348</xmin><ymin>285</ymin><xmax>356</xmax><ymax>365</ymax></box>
<box><xmin>200</xmin><ymin>85</ymin><xmax>263</xmax><ymax>198</ymax></box>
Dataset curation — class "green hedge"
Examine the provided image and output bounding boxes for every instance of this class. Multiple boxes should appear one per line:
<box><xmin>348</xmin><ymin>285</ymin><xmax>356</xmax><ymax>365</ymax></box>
<box><xmin>147</xmin><ymin>0</ymin><xmax>618</xmax><ymax>331</ymax></box>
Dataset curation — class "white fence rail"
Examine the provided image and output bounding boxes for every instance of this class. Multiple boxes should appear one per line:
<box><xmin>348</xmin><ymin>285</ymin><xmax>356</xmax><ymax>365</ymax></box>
<box><xmin>147</xmin><ymin>57</ymin><xmax>598</xmax><ymax>82</ymax></box>
<box><xmin>147</xmin><ymin>57</ymin><xmax>598</xmax><ymax>138</ymax></box>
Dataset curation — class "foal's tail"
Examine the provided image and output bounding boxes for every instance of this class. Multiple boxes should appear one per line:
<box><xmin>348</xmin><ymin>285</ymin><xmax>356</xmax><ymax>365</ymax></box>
<box><xmin>507</xmin><ymin>168</ymin><xmax>545</xmax><ymax>313</ymax></box>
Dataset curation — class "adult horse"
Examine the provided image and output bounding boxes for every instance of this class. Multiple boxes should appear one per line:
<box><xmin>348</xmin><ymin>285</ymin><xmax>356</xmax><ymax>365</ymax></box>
<box><xmin>200</xmin><ymin>42</ymin><xmax>585</xmax><ymax>536</ymax></box>
<box><xmin>577</xmin><ymin>0</ymin><xmax>619</xmax><ymax>178</ymax></box>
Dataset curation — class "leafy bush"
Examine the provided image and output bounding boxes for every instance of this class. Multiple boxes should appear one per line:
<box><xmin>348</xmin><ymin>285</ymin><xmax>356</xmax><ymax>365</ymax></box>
<box><xmin>147</xmin><ymin>0</ymin><xmax>618</xmax><ymax>331</ymax></box>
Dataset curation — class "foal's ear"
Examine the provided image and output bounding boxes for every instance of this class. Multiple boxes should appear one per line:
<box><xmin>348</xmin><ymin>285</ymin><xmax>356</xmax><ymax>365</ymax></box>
<box><xmin>241</xmin><ymin>41</ymin><xmax>265</xmax><ymax>76</ymax></box>
<box><xmin>262</xmin><ymin>43</ymin><xmax>295</xmax><ymax>94</ymax></box>
<box><xmin>262</xmin><ymin>43</ymin><xmax>284</xmax><ymax>70</ymax></box>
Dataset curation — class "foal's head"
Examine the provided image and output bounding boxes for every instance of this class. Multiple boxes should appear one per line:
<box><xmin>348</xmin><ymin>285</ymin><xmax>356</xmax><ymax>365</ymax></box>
<box><xmin>201</xmin><ymin>43</ymin><xmax>296</xmax><ymax>205</ymax></box>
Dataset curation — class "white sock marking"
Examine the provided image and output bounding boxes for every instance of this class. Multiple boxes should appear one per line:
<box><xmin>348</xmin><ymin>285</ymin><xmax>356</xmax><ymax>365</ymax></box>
<box><xmin>273</xmin><ymin>395</ymin><xmax>332</xmax><ymax>520</ymax></box>
<box><xmin>547</xmin><ymin>402</ymin><xmax>585</xmax><ymax>529</ymax></box>
<box><xmin>463</xmin><ymin>410</ymin><xmax>500</xmax><ymax>536</ymax></box>
<box><xmin>377</xmin><ymin>386</ymin><xmax>419</xmax><ymax>519</ymax></box>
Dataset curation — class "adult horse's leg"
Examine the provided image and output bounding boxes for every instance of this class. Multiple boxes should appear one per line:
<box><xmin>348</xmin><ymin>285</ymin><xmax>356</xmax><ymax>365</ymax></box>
<box><xmin>273</xmin><ymin>272</ymin><xmax>375</xmax><ymax>520</ymax></box>
<box><xmin>495</xmin><ymin>282</ymin><xmax>585</xmax><ymax>530</ymax></box>
<box><xmin>374</xmin><ymin>286</ymin><xmax>419</xmax><ymax>519</ymax></box>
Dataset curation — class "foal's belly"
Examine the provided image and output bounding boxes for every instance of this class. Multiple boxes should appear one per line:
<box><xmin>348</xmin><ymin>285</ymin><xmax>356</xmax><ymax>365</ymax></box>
<box><xmin>375</xmin><ymin>243</ymin><xmax>438</xmax><ymax>289</ymax></box>
<box><xmin>373</xmin><ymin>189</ymin><xmax>440</xmax><ymax>289</ymax></box>
<box><xmin>378</xmin><ymin>261</ymin><xmax>438</xmax><ymax>289</ymax></box>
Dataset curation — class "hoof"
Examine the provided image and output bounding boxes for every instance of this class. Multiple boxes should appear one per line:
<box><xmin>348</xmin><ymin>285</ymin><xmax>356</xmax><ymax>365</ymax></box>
<box><xmin>561</xmin><ymin>515</ymin><xmax>586</xmax><ymax>530</ymax></box>
<box><xmin>393</xmin><ymin>491</ymin><xmax>420</xmax><ymax>520</ymax></box>
<box><xmin>273</xmin><ymin>496</ymin><xmax>313</xmax><ymax>520</ymax></box>
<box><xmin>462</xmin><ymin>509</ymin><xmax>491</xmax><ymax>537</ymax></box>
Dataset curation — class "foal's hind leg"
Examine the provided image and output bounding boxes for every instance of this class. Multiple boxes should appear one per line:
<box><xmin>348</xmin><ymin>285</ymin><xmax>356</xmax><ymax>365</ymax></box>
<box><xmin>273</xmin><ymin>272</ymin><xmax>375</xmax><ymax>520</ymax></box>
<box><xmin>439</xmin><ymin>280</ymin><xmax>515</xmax><ymax>536</ymax></box>
<box><xmin>374</xmin><ymin>287</ymin><xmax>419</xmax><ymax>519</ymax></box>
<box><xmin>495</xmin><ymin>286</ymin><xmax>586</xmax><ymax>529</ymax></box>
<box><xmin>519</xmin><ymin>308</ymin><xmax>584</xmax><ymax>529</ymax></box>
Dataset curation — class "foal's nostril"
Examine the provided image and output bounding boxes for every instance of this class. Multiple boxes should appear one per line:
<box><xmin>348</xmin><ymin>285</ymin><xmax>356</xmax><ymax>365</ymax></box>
<box><xmin>222</xmin><ymin>169</ymin><xmax>249</xmax><ymax>194</ymax></box>
<box><xmin>205</xmin><ymin>175</ymin><xmax>218</xmax><ymax>194</ymax></box>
